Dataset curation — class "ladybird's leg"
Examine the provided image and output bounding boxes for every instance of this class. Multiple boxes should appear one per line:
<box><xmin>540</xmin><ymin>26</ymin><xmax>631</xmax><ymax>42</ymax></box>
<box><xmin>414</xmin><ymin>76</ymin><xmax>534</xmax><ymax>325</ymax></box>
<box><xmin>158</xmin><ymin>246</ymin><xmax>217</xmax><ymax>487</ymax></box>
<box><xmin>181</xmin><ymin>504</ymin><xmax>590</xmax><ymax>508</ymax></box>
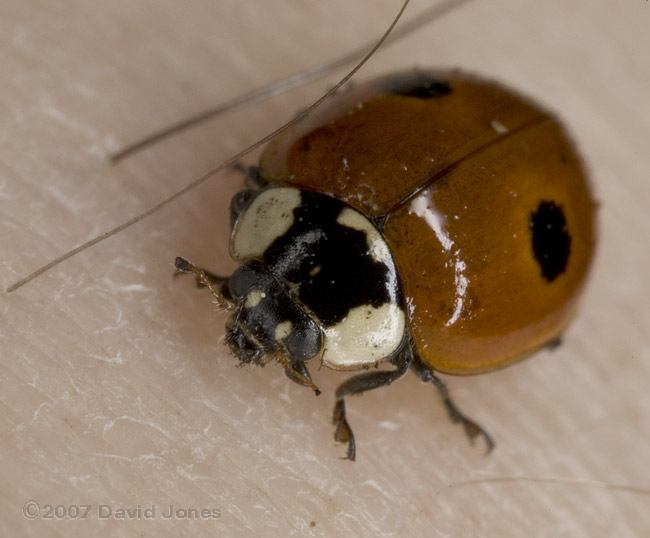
<box><xmin>174</xmin><ymin>257</ymin><xmax>231</xmax><ymax>296</ymax></box>
<box><xmin>174</xmin><ymin>257</ymin><xmax>235</xmax><ymax>311</ymax></box>
<box><xmin>198</xmin><ymin>268</ymin><xmax>229</xmax><ymax>288</ymax></box>
<box><xmin>410</xmin><ymin>355</ymin><xmax>495</xmax><ymax>453</ymax></box>
<box><xmin>332</xmin><ymin>352</ymin><xmax>412</xmax><ymax>461</ymax></box>
<box><xmin>229</xmin><ymin>165</ymin><xmax>271</xmax><ymax>226</ymax></box>
<box><xmin>174</xmin><ymin>261</ymin><xmax>231</xmax><ymax>291</ymax></box>
<box><xmin>189</xmin><ymin>268</ymin><xmax>233</xmax><ymax>302</ymax></box>
<box><xmin>233</xmin><ymin>163</ymin><xmax>269</xmax><ymax>190</ymax></box>
<box><xmin>284</xmin><ymin>358</ymin><xmax>321</xmax><ymax>396</ymax></box>
<box><xmin>545</xmin><ymin>336</ymin><xmax>563</xmax><ymax>351</ymax></box>
<box><xmin>273</xmin><ymin>353</ymin><xmax>321</xmax><ymax>396</ymax></box>
<box><xmin>229</xmin><ymin>189</ymin><xmax>256</xmax><ymax>228</ymax></box>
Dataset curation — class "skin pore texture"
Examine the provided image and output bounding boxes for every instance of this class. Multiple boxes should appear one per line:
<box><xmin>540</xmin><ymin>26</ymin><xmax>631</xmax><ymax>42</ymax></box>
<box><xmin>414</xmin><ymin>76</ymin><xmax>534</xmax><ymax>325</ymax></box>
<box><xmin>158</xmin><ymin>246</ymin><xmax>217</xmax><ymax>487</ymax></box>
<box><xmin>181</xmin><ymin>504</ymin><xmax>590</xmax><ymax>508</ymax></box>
<box><xmin>3</xmin><ymin>1</ymin><xmax>650</xmax><ymax>536</ymax></box>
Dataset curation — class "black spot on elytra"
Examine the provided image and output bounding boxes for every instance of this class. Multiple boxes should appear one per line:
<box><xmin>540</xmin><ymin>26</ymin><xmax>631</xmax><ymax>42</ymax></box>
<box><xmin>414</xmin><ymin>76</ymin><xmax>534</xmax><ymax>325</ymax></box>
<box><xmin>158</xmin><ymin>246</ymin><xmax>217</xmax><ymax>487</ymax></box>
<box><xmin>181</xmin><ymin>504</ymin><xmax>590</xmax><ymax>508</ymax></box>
<box><xmin>529</xmin><ymin>201</ymin><xmax>571</xmax><ymax>282</ymax></box>
<box><xmin>379</xmin><ymin>73</ymin><xmax>452</xmax><ymax>99</ymax></box>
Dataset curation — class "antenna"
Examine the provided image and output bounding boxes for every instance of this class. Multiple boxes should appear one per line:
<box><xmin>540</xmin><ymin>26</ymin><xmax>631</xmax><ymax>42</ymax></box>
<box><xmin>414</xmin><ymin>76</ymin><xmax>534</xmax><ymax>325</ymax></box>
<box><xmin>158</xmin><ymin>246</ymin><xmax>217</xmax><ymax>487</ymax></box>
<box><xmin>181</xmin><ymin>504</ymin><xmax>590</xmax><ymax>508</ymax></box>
<box><xmin>110</xmin><ymin>0</ymin><xmax>474</xmax><ymax>163</ymax></box>
<box><xmin>6</xmin><ymin>0</ymin><xmax>474</xmax><ymax>293</ymax></box>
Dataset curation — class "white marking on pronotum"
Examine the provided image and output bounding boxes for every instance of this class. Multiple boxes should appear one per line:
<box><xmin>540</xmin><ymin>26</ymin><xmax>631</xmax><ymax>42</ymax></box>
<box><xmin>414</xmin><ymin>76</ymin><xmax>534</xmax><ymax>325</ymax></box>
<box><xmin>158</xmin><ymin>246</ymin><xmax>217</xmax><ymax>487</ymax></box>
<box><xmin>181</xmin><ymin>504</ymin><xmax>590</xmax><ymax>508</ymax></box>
<box><xmin>336</xmin><ymin>207</ymin><xmax>391</xmax><ymax>264</ymax></box>
<box><xmin>322</xmin><ymin>303</ymin><xmax>405</xmax><ymax>370</ymax></box>
<box><xmin>231</xmin><ymin>188</ymin><xmax>301</xmax><ymax>260</ymax></box>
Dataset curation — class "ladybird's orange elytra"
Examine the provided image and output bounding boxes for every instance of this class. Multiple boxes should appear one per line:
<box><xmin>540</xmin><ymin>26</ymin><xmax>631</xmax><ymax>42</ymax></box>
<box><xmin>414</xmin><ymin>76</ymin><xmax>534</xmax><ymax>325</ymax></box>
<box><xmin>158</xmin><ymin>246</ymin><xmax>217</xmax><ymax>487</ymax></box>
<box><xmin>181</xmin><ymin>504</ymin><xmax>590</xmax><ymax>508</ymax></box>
<box><xmin>177</xmin><ymin>70</ymin><xmax>596</xmax><ymax>460</ymax></box>
<box><xmin>259</xmin><ymin>70</ymin><xmax>596</xmax><ymax>374</ymax></box>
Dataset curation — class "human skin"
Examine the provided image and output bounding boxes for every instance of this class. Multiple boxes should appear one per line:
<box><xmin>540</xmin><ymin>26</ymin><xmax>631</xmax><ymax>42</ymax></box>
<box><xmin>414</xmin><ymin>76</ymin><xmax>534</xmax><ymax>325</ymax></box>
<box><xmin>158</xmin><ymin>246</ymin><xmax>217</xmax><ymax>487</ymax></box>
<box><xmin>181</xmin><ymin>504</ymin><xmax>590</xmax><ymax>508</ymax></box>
<box><xmin>2</xmin><ymin>1</ymin><xmax>650</xmax><ymax>536</ymax></box>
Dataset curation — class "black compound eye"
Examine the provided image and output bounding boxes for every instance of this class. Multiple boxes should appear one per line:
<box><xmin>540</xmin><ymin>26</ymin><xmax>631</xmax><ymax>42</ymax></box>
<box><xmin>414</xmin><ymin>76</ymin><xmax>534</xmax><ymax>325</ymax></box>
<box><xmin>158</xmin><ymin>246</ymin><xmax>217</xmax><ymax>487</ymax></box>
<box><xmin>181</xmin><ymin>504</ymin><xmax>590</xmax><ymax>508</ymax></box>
<box><xmin>285</xmin><ymin>323</ymin><xmax>322</xmax><ymax>362</ymax></box>
<box><xmin>529</xmin><ymin>201</ymin><xmax>571</xmax><ymax>282</ymax></box>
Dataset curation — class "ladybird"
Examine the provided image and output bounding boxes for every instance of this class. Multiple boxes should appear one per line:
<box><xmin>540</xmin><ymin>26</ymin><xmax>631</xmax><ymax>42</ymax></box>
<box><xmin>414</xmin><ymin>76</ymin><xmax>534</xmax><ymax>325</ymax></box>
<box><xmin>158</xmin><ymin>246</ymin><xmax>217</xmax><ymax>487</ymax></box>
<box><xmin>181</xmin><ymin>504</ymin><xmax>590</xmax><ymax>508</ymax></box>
<box><xmin>175</xmin><ymin>69</ymin><xmax>596</xmax><ymax>460</ymax></box>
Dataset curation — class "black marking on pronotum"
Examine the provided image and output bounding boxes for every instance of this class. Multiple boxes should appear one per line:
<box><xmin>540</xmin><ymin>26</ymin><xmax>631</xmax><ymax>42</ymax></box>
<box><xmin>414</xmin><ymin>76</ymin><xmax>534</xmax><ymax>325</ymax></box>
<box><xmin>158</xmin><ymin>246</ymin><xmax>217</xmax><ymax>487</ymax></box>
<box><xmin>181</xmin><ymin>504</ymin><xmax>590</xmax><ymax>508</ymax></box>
<box><xmin>379</xmin><ymin>72</ymin><xmax>453</xmax><ymax>99</ymax></box>
<box><xmin>262</xmin><ymin>191</ymin><xmax>403</xmax><ymax>327</ymax></box>
<box><xmin>529</xmin><ymin>200</ymin><xmax>571</xmax><ymax>282</ymax></box>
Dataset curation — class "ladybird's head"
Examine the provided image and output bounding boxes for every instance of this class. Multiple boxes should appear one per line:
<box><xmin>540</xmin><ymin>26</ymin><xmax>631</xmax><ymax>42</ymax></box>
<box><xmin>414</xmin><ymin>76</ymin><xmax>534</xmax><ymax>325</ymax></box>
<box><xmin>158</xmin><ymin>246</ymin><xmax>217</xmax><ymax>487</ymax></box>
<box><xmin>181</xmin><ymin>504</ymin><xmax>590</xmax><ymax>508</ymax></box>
<box><xmin>225</xmin><ymin>259</ymin><xmax>323</xmax><ymax>366</ymax></box>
